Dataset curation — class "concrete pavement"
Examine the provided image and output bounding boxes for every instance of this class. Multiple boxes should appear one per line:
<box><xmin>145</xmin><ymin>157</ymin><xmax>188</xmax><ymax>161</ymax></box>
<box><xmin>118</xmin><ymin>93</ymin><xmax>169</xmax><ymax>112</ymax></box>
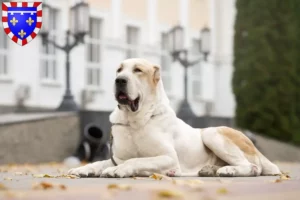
<box><xmin>0</xmin><ymin>162</ymin><xmax>299</xmax><ymax>200</ymax></box>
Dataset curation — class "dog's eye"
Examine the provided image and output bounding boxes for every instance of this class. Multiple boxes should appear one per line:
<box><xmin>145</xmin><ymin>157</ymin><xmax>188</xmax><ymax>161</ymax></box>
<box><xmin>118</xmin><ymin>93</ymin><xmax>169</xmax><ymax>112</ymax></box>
<box><xmin>134</xmin><ymin>68</ymin><xmax>142</xmax><ymax>73</ymax></box>
<box><xmin>117</xmin><ymin>68</ymin><xmax>122</xmax><ymax>73</ymax></box>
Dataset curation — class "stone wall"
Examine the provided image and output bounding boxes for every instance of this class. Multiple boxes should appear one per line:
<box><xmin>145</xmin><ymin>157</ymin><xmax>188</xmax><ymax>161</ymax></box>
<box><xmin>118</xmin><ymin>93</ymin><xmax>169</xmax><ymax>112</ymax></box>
<box><xmin>0</xmin><ymin>113</ymin><xmax>80</xmax><ymax>164</ymax></box>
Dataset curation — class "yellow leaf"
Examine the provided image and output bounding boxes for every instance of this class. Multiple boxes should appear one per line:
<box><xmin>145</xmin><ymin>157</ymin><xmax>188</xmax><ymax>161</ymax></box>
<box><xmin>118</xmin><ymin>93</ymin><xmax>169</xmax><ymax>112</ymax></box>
<box><xmin>59</xmin><ymin>184</ymin><xmax>67</xmax><ymax>190</ymax></box>
<box><xmin>33</xmin><ymin>174</ymin><xmax>50</xmax><ymax>178</ymax></box>
<box><xmin>132</xmin><ymin>177</ymin><xmax>147</xmax><ymax>180</ymax></box>
<box><xmin>157</xmin><ymin>189</ymin><xmax>183</xmax><ymax>198</ymax></box>
<box><xmin>33</xmin><ymin>174</ymin><xmax>70</xmax><ymax>178</ymax></box>
<box><xmin>107</xmin><ymin>184</ymin><xmax>131</xmax><ymax>190</ymax></box>
<box><xmin>56</xmin><ymin>174</ymin><xmax>80</xmax><ymax>179</ymax></box>
<box><xmin>274</xmin><ymin>179</ymin><xmax>282</xmax><ymax>183</ymax></box>
<box><xmin>32</xmin><ymin>182</ymin><xmax>54</xmax><ymax>190</ymax></box>
<box><xmin>280</xmin><ymin>173</ymin><xmax>291</xmax><ymax>180</ymax></box>
<box><xmin>0</xmin><ymin>183</ymin><xmax>7</xmax><ymax>190</ymax></box>
<box><xmin>173</xmin><ymin>179</ymin><xmax>203</xmax><ymax>189</ymax></box>
<box><xmin>4</xmin><ymin>177</ymin><xmax>13</xmax><ymax>181</ymax></box>
<box><xmin>217</xmin><ymin>188</ymin><xmax>228</xmax><ymax>194</ymax></box>
<box><xmin>150</xmin><ymin>173</ymin><xmax>173</xmax><ymax>181</ymax></box>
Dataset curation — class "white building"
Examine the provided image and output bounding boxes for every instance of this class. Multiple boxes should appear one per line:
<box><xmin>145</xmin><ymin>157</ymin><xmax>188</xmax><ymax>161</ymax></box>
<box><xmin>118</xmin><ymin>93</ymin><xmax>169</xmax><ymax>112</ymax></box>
<box><xmin>0</xmin><ymin>0</ymin><xmax>236</xmax><ymax>119</ymax></box>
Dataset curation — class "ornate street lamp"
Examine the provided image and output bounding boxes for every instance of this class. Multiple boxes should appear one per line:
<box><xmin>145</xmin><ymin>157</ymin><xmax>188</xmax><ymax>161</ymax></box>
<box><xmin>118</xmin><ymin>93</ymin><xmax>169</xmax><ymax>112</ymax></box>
<box><xmin>166</xmin><ymin>25</ymin><xmax>211</xmax><ymax>124</ymax></box>
<box><xmin>40</xmin><ymin>1</ymin><xmax>90</xmax><ymax>112</ymax></box>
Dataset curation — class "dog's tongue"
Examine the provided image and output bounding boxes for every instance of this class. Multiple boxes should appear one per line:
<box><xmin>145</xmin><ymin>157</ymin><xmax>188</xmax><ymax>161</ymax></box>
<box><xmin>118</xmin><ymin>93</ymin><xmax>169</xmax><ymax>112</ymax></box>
<box><xmin>119</xmin><ymin>95</ymin><xmax>127</xmax><ymax>100</ymax></box>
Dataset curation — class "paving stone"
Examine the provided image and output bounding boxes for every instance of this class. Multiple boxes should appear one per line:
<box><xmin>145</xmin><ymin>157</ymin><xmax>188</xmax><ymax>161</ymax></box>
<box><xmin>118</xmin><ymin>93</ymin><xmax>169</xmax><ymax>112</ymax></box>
<box><xmin>0</xmin><ymin>162</ymin><xmax>299</xmax><ymax>200</ymax></box>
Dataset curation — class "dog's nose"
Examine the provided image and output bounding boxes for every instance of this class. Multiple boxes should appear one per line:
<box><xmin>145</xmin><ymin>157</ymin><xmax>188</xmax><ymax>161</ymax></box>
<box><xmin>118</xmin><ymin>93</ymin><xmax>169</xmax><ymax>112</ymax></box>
<box><xmin>115</xmin><ymin>77</ymin><xmax>128</xmax><ymax>87</ymax></box>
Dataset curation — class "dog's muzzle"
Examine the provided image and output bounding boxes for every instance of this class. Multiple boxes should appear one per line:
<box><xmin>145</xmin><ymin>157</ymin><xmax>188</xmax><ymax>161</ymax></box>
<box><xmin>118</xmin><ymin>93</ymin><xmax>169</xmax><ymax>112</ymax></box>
<box><xmin>115</xmin><ymin>77</ymin><xmax>140</xmax><ymax>112</ymax></box>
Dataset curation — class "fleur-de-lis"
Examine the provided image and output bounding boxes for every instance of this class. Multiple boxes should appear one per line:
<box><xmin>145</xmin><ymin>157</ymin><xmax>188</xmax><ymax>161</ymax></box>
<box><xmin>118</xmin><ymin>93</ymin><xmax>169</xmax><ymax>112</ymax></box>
<box><xmin>18</xmin><ymin>29</ymin><xmax>26</xmax><ymax>38</ymax></box>
<box><xmin>26</xmin><ymin>17</ymin><xmax>34</xmax><ymax>26</ymax></box>
<box><xmin>10</xmin><ymin>17</ymin><xmax>18</xmax><ymax>26</ymax></box>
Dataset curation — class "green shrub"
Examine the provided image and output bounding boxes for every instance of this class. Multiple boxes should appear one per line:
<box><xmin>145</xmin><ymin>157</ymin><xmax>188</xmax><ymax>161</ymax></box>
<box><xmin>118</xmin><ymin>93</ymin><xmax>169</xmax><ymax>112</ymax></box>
<box><xmin>233</xmin><ymin>0</ymin><xmax>300</xmax><ymax>145</ymax></box>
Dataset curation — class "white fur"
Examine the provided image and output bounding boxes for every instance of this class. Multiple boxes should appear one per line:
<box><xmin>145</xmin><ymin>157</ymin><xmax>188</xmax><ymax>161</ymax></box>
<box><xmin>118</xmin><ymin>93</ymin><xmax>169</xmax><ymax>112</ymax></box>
<box><xmin>68</xmin><ymin>58</ymin><xmax>281</xmax><ymax>178</ymax></box>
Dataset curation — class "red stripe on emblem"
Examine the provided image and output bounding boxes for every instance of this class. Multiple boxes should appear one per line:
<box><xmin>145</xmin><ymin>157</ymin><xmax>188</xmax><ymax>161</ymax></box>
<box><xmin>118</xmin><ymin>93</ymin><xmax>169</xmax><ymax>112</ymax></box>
<box><xmin>37</xmin><ymin>10</ymin><xmax>42</xmax><ymax>17</ymax></box>
<box><xmin>10</xmin><ymin>2</ymin><xmax>17</xmax><ymax>7</ymax></box>
<box><xmin>22</xmin><ymin>40</ymin><xmax>28</xmax><ymax>46</ymax></box>
<box><xmin>22</xmin><ymin>2</ymin><xmax>28</xmax><ymax>7</ymax></box>
<box><xmin>33</xmin><ymin>2</ymin><xmax>41</xmax><ymax>7</ymax></box>
<box><xmin>12</xmin><ymin>36</ymin><xmax>18</xmax><ymax>43</ymax></box>
<box><xmin>2</xmin><ymin>3</ymin><xmax>8</xmax><ymax>11</ymax></box>
<box><xmin>31</xmin><ymin>32</ymin><xmax>37</xmax><ymax>38</ymax></box>
<box><xmin>2</xmin><ymin>17</ymin><xmax>7</xmax><ymax>22</ymax></box>
<box><xmin>4</xmin><ymin>28</ymin><xmax>10</xmax><ymax>34</ymax></box>
<box><xmin>36</xmin><ymin>22</ymin><xmax>42</xmax><ymax>28</ymax></box>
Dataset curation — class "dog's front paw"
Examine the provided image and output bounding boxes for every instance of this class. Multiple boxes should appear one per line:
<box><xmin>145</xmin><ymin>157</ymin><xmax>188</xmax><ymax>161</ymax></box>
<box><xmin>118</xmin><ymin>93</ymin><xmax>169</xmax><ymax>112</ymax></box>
<box><xmin>216</xmin><ymin>166</ymin><xmax>237</xmax><ymax>177</ymax></box>
<box><xmin>68</xmin><ymin>164</ymin><xmax>102</xmax><ymax>177</ymax></box>
<box><xmin>101</xmin><ymin>164</ymin><xmax>134</xmax><ymax>178</ymax></box>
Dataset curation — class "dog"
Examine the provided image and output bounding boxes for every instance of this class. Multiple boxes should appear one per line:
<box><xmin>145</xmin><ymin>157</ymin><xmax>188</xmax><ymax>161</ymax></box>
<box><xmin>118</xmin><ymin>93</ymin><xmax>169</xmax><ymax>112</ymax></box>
<box><xmin>68</xmin><ymin>58</ymin><xmax>281</xmax><ymax>178</ymax></box>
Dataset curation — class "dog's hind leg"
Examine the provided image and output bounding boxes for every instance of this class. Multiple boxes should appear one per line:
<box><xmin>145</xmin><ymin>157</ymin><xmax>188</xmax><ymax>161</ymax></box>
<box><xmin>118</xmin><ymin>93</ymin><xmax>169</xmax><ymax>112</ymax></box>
<box><xmin>201</xmin><ymin>127</ymin><xmax>262</xmax><ymax>177</ymax></box>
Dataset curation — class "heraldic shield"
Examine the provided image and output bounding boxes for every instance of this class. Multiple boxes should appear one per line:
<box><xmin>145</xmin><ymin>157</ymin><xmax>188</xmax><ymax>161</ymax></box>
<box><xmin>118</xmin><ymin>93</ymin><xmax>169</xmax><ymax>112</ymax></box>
<box><xmin>1</xmin><ymin>2</ymin><xmax>42</xmax><ymax>46</ymax></box>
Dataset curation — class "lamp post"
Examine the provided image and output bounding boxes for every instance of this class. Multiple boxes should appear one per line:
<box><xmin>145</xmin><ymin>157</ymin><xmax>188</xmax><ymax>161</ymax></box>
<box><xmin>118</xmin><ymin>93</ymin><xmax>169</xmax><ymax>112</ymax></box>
<box><xmin>166</xmin><ymin>25</ymin><xmax>211</xmax><ymax>125</ymax></box>
<box><xmin>40</xmin><ymin>1</ymin><xmax>90</xmax><ymax>112</ymax></box>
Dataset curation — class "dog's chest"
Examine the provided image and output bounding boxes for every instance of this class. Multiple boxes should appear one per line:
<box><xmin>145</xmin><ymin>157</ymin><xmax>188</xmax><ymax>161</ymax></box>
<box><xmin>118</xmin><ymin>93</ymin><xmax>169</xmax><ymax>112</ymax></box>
<box><xmin>112</xmin><ymin>126</ymin><xmax>166</xmax><ymax>160</ymax></box>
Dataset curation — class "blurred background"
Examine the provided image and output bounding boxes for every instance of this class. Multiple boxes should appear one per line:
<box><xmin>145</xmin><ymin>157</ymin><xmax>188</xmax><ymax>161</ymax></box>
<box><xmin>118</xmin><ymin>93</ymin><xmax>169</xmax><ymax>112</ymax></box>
<box><xmin>0</xmin><ymin>0</ymin><xmax>299</xmax><ymax>165</ymax></box>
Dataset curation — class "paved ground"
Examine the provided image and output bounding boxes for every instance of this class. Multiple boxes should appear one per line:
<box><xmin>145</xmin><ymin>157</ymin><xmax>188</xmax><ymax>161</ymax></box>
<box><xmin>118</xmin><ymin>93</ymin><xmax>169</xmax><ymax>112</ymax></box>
<box><xmin>0</xmin><ymin>162</ymin><xmax>299</xmax><ymax>200</ymax></box>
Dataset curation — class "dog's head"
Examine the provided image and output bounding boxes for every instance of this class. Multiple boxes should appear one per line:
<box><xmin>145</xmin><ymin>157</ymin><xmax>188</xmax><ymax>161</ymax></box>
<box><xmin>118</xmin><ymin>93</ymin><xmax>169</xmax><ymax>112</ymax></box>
<box><xmin>114</xmin><ymin>58</ymin><xmax>162</xmax><ymax>113</ymax></box>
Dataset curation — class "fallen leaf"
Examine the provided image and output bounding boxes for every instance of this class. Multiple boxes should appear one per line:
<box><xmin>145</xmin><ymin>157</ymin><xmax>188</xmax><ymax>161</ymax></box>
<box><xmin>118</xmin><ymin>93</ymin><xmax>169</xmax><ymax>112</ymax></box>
<box><xmin>0</xmin><ymin>183</ymin><xmax>8</xmax><ymax>190</ymax></box>
<box><xmin>150</xmin><ymin>173</ymin><xmax>173</xmax><ymax>181</ymax></box>
<box><xmin>3</xmin><ymin>191</ymin><xmax>26</xmax><ymax>199</ymax></box>
<box><xmin>274</xmin><ymin>179</ymin><xmax>282</xmax><ymax>183</ymax></box>
<box><xmin>4</xmin><ymin>177</ymin><xmax>13</xmax><ymax>181</ymax></box>
<box><xmin>32</xmin><ymin>182</ymin><xmax>54</xmax><ymax>190</ymax></box>
<box><xmin>32</xmin><ymin>174</ymin><xmax>79</xmax><ymax>179</ymax></box>
<box><xmin>173</xmin><ymin>179</ymin><xmax>203</xmax><ymax>187</ymax></box>
<box><xmin>59</xmin><ymin>184</ymin><xmax>67</xmax><ymax>190</ymax></box>
<box><xmin>217</xmin><ymin>188</ymin><xmax>228</xmax><ymax>194</ymax></box>
<box><xmin>0</xmin><ymin>169</ymin><xmax>8</xmax><ymax>173</ymax></box>
<box><xmin>14</xmin><ymin>172</ymin><xmax>23</xmax><ymax>176</ymax></box>
<box><xmin>107</xmin><ymin>184</ymin><xmax>131</xmax><ymax>191</ymax></box>
<box><xmin>157</xmin><ymin>189</ymin><xmax>183</xmax><ymax>198</ymax></box>
<box><xmin>132</xmin><ymin>177</ymin><xmax>147</xmax><ymax>180</ymax></box>
<box><xmin>33</xmin><ymin>174</ymin><xmax>54</xmax><ymax>178</ymax></box>
<box><xmin>280</xmin><ymin>173</ymin><xmax>291</xmax><ymax>180</ymax></box>
<box><xmin>56</xmin><ymin>174</ymin><xmax>80</xmax><ymax>179</ymax></box>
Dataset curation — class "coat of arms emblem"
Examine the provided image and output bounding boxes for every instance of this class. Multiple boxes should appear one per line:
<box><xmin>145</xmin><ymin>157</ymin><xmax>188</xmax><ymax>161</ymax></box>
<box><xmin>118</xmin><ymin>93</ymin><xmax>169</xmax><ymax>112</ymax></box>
<box><xmin>1</xmin><ymin>2</ymin><xmax>42</xmax><ymax>46</ymax></box>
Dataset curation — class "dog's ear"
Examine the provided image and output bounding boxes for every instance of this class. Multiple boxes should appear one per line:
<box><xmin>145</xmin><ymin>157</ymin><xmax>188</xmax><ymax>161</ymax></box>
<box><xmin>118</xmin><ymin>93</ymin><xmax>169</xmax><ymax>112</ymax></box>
<box><xmin>153</xmin><ymin>66</ymin><xmax>160</xmax><ymax>85</ymax></box>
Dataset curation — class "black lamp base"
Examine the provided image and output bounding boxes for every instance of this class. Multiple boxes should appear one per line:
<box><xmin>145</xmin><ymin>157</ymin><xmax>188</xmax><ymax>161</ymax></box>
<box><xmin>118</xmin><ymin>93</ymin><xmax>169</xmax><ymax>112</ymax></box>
<box><xmin>57</xmin><ymin>94</ymin><xmax>78</xmax><ymax>112</ymax></box>
<box><xmin>177</xmin><ymin>99</ymin><xmax>195</xmax><ymax>126</ymax></box>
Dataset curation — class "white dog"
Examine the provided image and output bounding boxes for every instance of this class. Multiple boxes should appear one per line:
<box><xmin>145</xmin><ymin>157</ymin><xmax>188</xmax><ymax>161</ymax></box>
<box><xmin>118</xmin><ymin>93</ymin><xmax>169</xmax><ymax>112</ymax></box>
<box><xmin>68</xmin><ymin>58</ymin><xmax>281</xmax><ymax>178</ymax></box>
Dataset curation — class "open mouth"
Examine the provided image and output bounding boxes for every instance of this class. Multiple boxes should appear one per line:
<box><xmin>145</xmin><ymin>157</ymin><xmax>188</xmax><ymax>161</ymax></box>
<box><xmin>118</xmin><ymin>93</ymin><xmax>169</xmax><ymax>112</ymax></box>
<box><xmin>116</xmin><ymin>92</ymin><xmax>140</xmax><ymax>112</ymax></box>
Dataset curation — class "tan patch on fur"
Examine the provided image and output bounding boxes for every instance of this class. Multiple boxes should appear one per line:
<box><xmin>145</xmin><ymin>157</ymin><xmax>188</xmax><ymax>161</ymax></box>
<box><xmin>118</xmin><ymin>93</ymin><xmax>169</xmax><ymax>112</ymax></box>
<box><xmin>217</xmin><ymin>126</ymin><xmax>256</xmax><ymax>155</ymax></box>
<box><xmin>145</xmin><ymin>66</ymin><xmax>160</xmax><ymax>93</ymax></box>
<box><xmin>153</xmin><ymin>66</ymin><xmax>160</xmax><ymax>85</ymax></box>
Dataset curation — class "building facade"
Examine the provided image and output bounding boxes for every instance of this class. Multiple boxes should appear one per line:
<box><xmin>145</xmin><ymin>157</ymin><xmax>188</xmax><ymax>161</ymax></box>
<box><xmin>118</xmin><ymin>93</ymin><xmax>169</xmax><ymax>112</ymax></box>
<box><xmin>0</xmin><ymin>0</ymin><xmax>236</xmax><ymax>118</ymax></box>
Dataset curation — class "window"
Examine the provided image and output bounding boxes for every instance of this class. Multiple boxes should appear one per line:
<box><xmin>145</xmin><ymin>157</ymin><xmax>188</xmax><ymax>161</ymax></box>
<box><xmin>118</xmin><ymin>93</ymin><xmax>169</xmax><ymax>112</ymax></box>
<box><xmin>86</xmin><ymin>17</ymin><xmax>102</xmax><ymax>87</ymax></box>
<box><xmin>160</xmin><ymin>32</ymin><xmax>172</xmax><ymax>92</ymax></box>
<box><xmin>0</xmin><ymin>0</ymin><xmax>9</xmax><ymax>78</ymax></box>
<box><xmin>40</xmin><ymin>8</ymin><xmax>58</xmax><ymax>82</ymax></box>
<box><xmin>126</xmin><ymin>26</ymin><xmax>139</xmax><ymax>58</ymax></box>
<box><xmin>191</xmin><ymin>39</ymin><xmax>202</xmax><ymax>97</ymax></box>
